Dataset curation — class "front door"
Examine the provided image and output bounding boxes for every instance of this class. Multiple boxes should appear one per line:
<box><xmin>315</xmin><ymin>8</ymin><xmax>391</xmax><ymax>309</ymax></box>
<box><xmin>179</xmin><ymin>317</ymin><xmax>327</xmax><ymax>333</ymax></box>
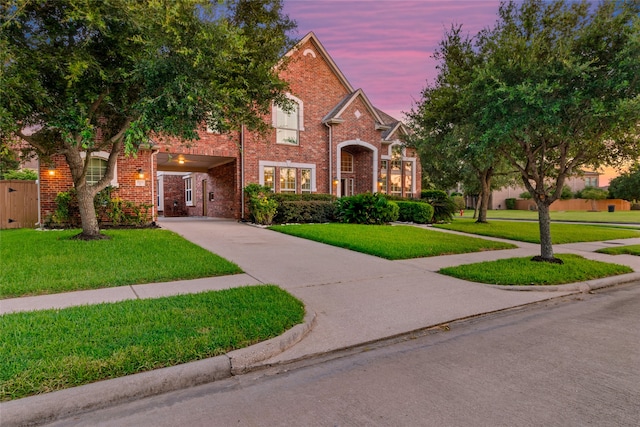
<box><xmin>201</xmin><ymin>179</ymin><xmax>207</xmax><ymax>216</ymax></box>
<box><xmin>340</xmin><ymin>178</ymin><xmax>354</xmax><ymax>197</ymax></box>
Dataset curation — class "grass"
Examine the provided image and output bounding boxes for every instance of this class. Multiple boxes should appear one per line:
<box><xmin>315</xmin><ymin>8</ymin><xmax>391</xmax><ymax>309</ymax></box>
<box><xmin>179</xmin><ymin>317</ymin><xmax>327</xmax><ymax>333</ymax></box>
<box><xmin>0</xmin><ymin>228</ymin><xmax>243</xmax><ymax>298</ymax></box>
<box><xmin>439</xmin><ymin>254</ymin><xmax>633</xmax><ymax>286</ymax></box>
<box><xmin>269</xmin><ymin>223</ymin><xmax>516</xmax><ymax>260</ymax></box>
<box><xmin>595</xmin><ymin>245</ymin><xmax>640</xmax><ymax>256</ymax></box>
<box><xmin>461</xmin><ymin>209</ymin><xmax>640</xmax><ymax>224</ymax></box>
<box><xmin>0</xmin><ymin>285</ymin><xmax>305</xmax><ymax>401</ymax></box>
<box><xmin>435</xmin><ymin>219</ymin><xmax>640</xmax><ymax>244</ymax></box>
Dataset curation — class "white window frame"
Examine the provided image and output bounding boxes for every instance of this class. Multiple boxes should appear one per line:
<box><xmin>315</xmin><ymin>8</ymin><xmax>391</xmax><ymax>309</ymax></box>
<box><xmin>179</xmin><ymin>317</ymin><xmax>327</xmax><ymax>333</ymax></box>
<box><xmin>341</xmin><ymin>152</ymin><xmax>353</xmax><ymax>173</ymax></box>
<box><xmin>184</xmin><ymin>175</ymin><xmax>193</xmax><ymax>206</ymax></box>
<box><xmin>80</xmin><ymin>151</ymin><xmax>118</xmax><ymax>187</ymax></box>
<box><xmin>381</xmin><ymin>142</ymin><xmax>416</xmax><ymax>197</ymax></box>
<box><xmin>263</xmin><ymin>166</ymin><xmax>275</xmax><ymax>191</ymax></box>
<box><xmin>301</xmin><ymin>168</ymin><xmax>312</xmax><ymax>193</ymax></box>
<box><xmin>273</xmin><ymin>94</ymin><xmax>304</xmax><ymax>145</ymax></box>
<box><xmin>259</xmin><ymin>161</ymin><xmax>316</xmax><ymax>193</ymax></box>
<box><xmin>280</xmin><ymin>168</ymin><xmax>297</xmax><ymax>193</ymax></box>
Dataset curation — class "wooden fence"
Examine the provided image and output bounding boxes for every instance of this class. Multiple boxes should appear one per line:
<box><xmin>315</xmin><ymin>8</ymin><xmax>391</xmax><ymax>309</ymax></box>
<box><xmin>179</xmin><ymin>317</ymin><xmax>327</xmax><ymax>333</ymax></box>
<box><xmin>0</xmin><ymin>180</ymin><xmax>38</xmax><ymax>229</ymax></box>
<box><xmin>514</xmin><ymin>198</ymin><xmax>631</xmax><ymax>212</ymax></box>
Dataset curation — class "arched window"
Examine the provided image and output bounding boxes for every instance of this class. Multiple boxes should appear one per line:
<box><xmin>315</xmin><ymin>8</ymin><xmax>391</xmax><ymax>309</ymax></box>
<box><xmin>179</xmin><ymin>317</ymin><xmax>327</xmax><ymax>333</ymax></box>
<box><xmin>86</xmin><ymin>157</ymin><xmax>107</xmax><ymax>185</ymax></box>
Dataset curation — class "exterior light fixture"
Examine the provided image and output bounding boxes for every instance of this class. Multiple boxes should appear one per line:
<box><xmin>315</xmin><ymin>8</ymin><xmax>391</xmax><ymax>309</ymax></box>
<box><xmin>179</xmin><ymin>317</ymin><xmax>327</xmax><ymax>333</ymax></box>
<box><xmin>332</xmin><ymin>177</ymin><xmax>338</xmax><ymax>185</ymax></box>
<box><xmin>47</xmin><ymin>165</ymin><xmax>55</xmax><ymax>176</ymax></box>
<box><xmin>137</xmin><ymin>168</ymin><xmax>145</xmax><ymax>179</ymax></box>
<box><xmin>178</xmin><ymin>157</ymin><xmax>185</xmax><ymax>164</ymax></box>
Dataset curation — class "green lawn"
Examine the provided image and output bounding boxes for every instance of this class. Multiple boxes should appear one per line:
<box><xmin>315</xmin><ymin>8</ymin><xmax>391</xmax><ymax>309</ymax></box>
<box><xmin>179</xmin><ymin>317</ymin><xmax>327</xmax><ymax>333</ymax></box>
<box><xmin>0</xmin><ymin>285</ymin><xmax>305</xmax><ymax>401</ymax></box>
<box><xmin>439</xmin><ymin>254</ymin><xmax>633</xmax><ymax>286</ymax></box>
<box><xmin>595</xmin><ymin>245</ymin><xmax>640</xmax><ymax>256</ymax></box>
<box><xmin>435</xmin><ymin>219</ymin><xmax>640</xmax><ymax>244</ymax></box>
<box><xmin>269</xmin><ymin>223</ymin><xmax>516</xmax><ymax>260</ymax></box>
<box><xmin>0</xmin><ymin>228</ymin><xmax>243</xmax><ymax>298</ymax></box>
<box><xmin>461</xmin><ymin>209</ymin><xmax>640</xmax><ymax>224</ymax></box>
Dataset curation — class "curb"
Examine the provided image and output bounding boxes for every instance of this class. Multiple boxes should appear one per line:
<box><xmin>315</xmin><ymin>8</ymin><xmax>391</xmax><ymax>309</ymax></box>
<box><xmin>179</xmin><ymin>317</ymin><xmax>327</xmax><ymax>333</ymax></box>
<box><xmin>0</xmin><ymin>311</ymin><xmax>316</xmax><ymax>427</ymax></box>
<box><xmin>487</xmin><ymin>272</ymin><xmax>640</xmax><ymax>292</ymax></box>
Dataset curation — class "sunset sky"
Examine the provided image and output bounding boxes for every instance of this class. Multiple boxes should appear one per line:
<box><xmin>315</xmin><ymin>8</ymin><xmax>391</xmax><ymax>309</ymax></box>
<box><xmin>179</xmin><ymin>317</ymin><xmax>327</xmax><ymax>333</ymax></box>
<box><xmin>281</xmin><ymin>0</ymin><xmax>623</xmax><ymax>184</ymax></box>
<box><xmin>282</xmin><ymin>0</ymin><xmax>502</xmax><ymax>120</ymax></box>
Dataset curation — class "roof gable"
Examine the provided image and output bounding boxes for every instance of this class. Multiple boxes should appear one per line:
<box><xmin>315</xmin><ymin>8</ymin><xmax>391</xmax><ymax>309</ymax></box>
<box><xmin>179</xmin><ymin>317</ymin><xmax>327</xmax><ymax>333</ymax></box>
<box><xmin>285</xmin><ymin>32</ymin><xmax>354</xmax><ymax>94</ymax></box>
<box><xmin>322</xmin><ymin>89</ymin><xmax>389</xmax><ymax>130</ymax></box>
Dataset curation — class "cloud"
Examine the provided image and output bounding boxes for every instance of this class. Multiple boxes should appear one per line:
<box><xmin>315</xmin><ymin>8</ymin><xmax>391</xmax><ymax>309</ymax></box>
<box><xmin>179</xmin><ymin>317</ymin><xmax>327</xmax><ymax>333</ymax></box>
<box><xmin>283</xmin><ymin>0</ymin><xmax>501</xmax><ymax>119</ymax></box>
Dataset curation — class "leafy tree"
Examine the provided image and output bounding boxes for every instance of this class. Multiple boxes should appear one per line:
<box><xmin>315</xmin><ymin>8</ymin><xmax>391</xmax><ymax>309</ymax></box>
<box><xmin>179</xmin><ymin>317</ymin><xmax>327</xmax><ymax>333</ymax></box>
<box><xmin>581</xmin><ymin>187</ymin><xmax>608</xmax><ymax>211</ymax></box>
<box><xmin>608</xmin><ymin>163</ymin><xmax>640</xmax><ymax>202</ymax></box>
<box><xmin>0</xmin><ymin>0</ymin><xmax>295</xmax><ymax>239</ymax></box>
<box><xmin>468</xmin><ymin>0</ymin><xmax>640</xmax><ymax>262</ymax></box>
<box><xmin>408</xmin><ymin>25</ymin><xmax>515</xmax><ymax>223</ymax></box>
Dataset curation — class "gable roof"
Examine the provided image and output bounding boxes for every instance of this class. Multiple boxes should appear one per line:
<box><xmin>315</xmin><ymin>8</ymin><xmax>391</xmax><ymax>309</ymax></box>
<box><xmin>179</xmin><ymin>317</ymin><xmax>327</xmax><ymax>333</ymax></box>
<box><xmin>322</xmin><ymin>89</ymin><xmax>389</xmax><ymax>130</ymax></box>
<box><xmin>286</xmin><ymin>32</ymin><xmax>354</xmax><ymax>94</ymax></box>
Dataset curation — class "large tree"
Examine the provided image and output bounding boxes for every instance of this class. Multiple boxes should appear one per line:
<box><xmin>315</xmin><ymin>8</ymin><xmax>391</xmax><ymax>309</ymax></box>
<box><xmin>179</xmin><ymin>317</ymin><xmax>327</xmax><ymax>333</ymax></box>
<box><xmin>408</xmin><ymin>25</ymin><xmax>512</xmax><ymax>223</ymax></box>
<box><xmin>0</xmin><ymin>0</ymin><xmax>295</xmax><ymax>238</ymax></box>
<box><xmin>472</xmin><ymin>0</ymin><xmax>640</xmax><ymax>262</ymax></box>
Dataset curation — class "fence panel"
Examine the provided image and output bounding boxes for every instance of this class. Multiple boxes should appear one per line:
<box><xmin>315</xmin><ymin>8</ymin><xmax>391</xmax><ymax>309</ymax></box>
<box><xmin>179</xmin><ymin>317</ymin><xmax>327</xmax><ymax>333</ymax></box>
<box><xmin>0</xmin><ymin>180</ymin><xmax>38</xmax><ymax>229</ymax></box>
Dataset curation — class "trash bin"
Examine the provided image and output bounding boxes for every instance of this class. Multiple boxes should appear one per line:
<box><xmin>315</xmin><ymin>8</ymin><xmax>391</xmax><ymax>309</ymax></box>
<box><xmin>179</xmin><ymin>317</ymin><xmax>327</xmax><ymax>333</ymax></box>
<box><xmin>608</xmin><ymin>205</ymin><xmax>615</xmax><ymax>212</ymax></box>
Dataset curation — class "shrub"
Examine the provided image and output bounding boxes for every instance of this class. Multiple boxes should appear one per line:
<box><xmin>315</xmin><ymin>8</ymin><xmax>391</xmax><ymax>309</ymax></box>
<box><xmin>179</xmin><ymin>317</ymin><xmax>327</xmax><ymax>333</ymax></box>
<box><xmin>505</xmin><ymin>198</ymin><xmax>517</xmax><ymax>210</ymax></box>
<box><xmin>1</xmin><ymin>169</ymin><xmax>37</xmax><ymax>180</ymax></box>
<box><xmin>273</xmin><ymin>200</ymin><xmax>337</xmax><ymax>224</ymax></box>
<box><xmin>560</xmin><ymin>185</ymin><xmax>573</xmax><ymax>200</ymax></box>
<box><xmin>52</xmin><ymin>186</ymin><xmax>151</xmax><ymax>227</ymax></box>
<box><xmin>272</xmin><ymin>193</ymin><xmax>336</xmax><ymax>202</ymax></box>
<box><xmin>244</xmin><ymin>184</ymin><xmax>278</xmax><ymax>225</ymax></box>
<box><xmin>452</xmin><ymin>195</ymin><xmax>466</xmax><ymax>211</ymax></box>
<box><xmin>519</xmin><ymin>191</ymin><xmax>532</xmax><ymax>199</ymax></box>
<box><xmin>336</xmin><ymin>193</ymin><xmax>399</xmax><ymax>224</ymax></box>
<box><xmin>420</xmin><ymin>190</ymin><xmax>456</xmax><ymax>223</ymax></box>
<box><xmin>396</xmin><ymin>201</ymin><xmax>434</xmax><ymax>224</ymax></box>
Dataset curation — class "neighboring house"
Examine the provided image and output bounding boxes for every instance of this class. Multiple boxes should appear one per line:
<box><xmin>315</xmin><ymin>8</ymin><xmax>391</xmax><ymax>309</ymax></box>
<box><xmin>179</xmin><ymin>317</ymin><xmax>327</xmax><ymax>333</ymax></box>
<box><xmin>37</xmin><ymin>32</ymin><xmax>420</xmax><ymax>224</ymax></box>
<box><xmin>489</xmin><ymin>171</ymin><xmax>601</xmax><ymax>210</ymax></box>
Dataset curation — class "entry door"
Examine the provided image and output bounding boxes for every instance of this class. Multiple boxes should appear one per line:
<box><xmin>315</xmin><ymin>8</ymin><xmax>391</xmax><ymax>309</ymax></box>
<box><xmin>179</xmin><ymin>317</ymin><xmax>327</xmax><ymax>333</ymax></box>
<box><xmin>340</xmin><ymin>178</ymin><xmax>354</xmax><ymax>196</ymax></box>
<box><xmin>202</xmin><ymin>179</ymin><xmax>207</xmax><ymax>216</ymax></box>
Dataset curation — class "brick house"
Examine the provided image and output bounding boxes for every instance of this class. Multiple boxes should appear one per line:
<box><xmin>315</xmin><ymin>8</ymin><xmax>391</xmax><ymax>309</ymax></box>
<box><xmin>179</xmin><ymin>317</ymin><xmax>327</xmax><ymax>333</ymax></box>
<box><xmin>38</xmin><ymin>32</ymin><xmax>420</xmax><ymax>224</ymax></box>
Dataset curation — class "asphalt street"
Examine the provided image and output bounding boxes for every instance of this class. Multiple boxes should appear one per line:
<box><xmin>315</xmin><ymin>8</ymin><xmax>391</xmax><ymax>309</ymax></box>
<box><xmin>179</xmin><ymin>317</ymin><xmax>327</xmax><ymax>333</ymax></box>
<box><xmin>44</xmin><ymin>281</ymin><xmax>640</xmax><ymax>427</ymax></box>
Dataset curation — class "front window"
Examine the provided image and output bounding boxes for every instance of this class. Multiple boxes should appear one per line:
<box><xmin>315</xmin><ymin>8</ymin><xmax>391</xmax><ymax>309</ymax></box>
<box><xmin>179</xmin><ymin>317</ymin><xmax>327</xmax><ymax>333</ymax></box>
<box><xmin>276</xmin><ymin>102</ymin><xmax>299</xmax><ymax>145</ymax></box>
<box><xmin>280</xmin><ymin>168</ymin><xmax>296</xmax><ymax>193</ymax></box>
<box><xmin>389</xmin><ymin>158</ymin><xmax>402</xmax><ymax>195</ymax></box>
<box><xmin>263</xmin><ymin>167</ymin><xmax>275</xmax><ymax>191</ymax></box>
<box><xmin>380</xmin><ymin>160</ymin><xmax>388</xmax><ymax>194</ymax></box>
<box><xmin>301</xmin><ymin>168</ymin><xmax>312</xmax><ymax>193</ymax></box>
<box><xmin>184</xmin><ymin>177</ymin><xmax>193</xmax><ymax>206</ymax></box>
<box><xmin>86</xmin><ymin>157</ymin><xmax>107</xmax><ymax>185</ymax></box>
<box><xmin>403</xmin><ymin>161</ymin><xmax>413</xmax><ymax>196</ymax></box>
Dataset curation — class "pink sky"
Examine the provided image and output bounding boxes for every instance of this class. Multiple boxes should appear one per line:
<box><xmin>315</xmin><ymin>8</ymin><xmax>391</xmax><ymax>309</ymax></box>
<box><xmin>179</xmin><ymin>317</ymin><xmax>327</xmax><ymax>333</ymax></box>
<box><xmin>282</xmin><ymin>0</ymin><xmax>502</xmax><ymax>120</ymax></box>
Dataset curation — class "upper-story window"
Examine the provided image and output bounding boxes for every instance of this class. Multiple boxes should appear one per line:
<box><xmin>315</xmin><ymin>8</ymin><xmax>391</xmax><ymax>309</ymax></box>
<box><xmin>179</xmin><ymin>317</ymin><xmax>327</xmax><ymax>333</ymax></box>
<box><xmin>274</xmin><ymin>94</ymin><xmax>304</xmax><ymax>145</ymax></box>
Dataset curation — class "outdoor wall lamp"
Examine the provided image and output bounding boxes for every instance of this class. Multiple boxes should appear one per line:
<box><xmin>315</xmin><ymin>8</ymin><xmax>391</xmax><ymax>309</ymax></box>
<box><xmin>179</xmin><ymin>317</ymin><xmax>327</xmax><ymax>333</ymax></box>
<box><xmin>332</xmin><ymin>177</ymin><xmax>338</xmax><ymax>185</ymax></box>
<box><xmin>137</xmin><ymin>168</ymin><xmax>145</xmax><ymax>179</ymax></box>
<box><xmin>47</xmin><ymin>165</ymin><xmax>55</xmax><ymax>176</ymax></box>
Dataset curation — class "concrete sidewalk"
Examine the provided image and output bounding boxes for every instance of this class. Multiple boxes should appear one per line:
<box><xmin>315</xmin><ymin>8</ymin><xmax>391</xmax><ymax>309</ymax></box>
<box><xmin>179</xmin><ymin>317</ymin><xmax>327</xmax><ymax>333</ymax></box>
<box><xmin>3</xmin><ymin>218</ymin><xmax>640</xmax><ymax>426</ymax></box>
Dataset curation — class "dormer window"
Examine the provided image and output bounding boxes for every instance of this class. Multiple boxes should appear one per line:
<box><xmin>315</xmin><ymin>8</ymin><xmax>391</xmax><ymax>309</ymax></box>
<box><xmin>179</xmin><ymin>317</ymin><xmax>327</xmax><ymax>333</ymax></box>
<box><xmin>274</xmin><ymin>94</ymin><xmax>304</xmax><ymax>145</ymax></box>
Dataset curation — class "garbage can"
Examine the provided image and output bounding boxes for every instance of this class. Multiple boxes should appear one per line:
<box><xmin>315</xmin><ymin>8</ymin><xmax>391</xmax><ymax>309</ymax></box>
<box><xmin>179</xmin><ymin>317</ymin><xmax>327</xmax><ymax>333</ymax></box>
<box><xmin>608</xmin><ymin>205</ymin><xmax>615</xmax><ymax>212</ymax></box>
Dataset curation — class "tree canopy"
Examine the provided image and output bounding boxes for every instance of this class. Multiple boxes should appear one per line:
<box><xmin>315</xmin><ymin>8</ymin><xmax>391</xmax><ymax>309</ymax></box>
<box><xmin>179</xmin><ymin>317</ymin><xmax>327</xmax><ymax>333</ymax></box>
<box><xmin>608</xmin><ymin>163</ymin><xmax>640</xmax><ymax>202</ymax></box>
<box><xmin>410</xmin><ymin>0</ymin><xmax>640</xmax><ymax>261</ymax></box>
<box><xmin>0</xmin><ymin>0</ymin><xmax>296</xmax><ymax>238</ymax></box>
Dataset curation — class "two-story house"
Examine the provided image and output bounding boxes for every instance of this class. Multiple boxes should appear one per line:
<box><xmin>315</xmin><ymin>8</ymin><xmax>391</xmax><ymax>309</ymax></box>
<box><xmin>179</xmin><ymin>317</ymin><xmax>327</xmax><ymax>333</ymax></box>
<box><xmin>38</xmin><ymin>32</ymin><xmax>420</xmax><ymax>224</ymax></box>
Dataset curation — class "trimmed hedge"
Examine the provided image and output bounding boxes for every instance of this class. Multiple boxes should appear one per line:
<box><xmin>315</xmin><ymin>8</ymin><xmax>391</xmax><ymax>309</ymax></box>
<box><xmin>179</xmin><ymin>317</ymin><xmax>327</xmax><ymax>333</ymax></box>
<box><xmin>396</xmin><ymin>201</ymin><xmax>434</xmax><ymax>224</ymax></box>
<box><xmin>273</xmin><ymin>200</ymin><xmax>337</xmax><ymax>224</ymax></box>
<box><xmin>505</xmin><ymin>198</ymin><xmax>516</xmax><ymax>210</ymax></box>
<box><xmin>336</xmin><ymin>193</ymin><xmax>399</xmax><ymax>224</ymax></box>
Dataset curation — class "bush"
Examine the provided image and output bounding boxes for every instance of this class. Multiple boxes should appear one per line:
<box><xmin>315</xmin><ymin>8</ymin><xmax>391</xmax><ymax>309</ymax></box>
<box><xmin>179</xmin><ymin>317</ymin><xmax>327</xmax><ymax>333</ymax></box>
<box><xmin>505</xmin><ymin>198</ymin><xmax>516</xmax><ymax>210</ymax></box>
<box><xmin>51</xmin><ymin>186</ymin><xmax>151</xmax><ymax>227</ymax></box>
<box><xmin>519</xmin><ymin>191</ymin><xmax>532</xmax><ymax>199</ymax></box>
<box><xmin>336</xmin><ymin>193</ymin><xmax>399</xmax><ymax>224</ymax></box>
<box><xmin>560</xmin><ymin>185</ymin><xmax>573</xmax><ymax>200</ymax></box>
<box><xmin>244</xmin><ymin>184</ymin><xmax>278</xmax><ymax>225</ymax></box>
<box><xmin>452</xmin><ymin>195</ymin><xmax>466</xmax><ymax>211</ymax></box>
<box><xmin>273</xmin><ymin>200</ymin><xmax>337</xmax><ymax>224</ymax></box>
<box><xmin>272</xmin><ymin>193</ymin><xmax>336</xmax><ymax>202</ymax></box>
<box><xmin>396</xmin><ymin>201</ymin><xmax>434</xmax><ymax>224</ymax></box>
<box><xmin>1</xmin><ymin>169</ymin><xmax>37</xmax><ymax>180</ymax></box>
<box><xmin>420</xmin><ymin>190</ymin><xmax>456</xmax><ymax>223</ymax></box>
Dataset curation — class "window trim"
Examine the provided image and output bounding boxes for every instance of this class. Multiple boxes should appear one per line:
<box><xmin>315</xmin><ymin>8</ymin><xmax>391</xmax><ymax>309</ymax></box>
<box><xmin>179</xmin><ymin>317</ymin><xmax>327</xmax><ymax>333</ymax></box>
<box><xmin>341</xmin><ymin>152</ymin><xmax>354</xmax><ymax>173</ymax></box>
<box><xmin>273</xmin><ymin>94</ymin><xmax>304</xmax><ymax>145</ymax></box>
<box><xmin>258</xmin><ymin>161</ymin><xmax>316</xmax><ymax>193</ymax></box>
<box><xmin>80</xmin><ymin>151</ymin><xmax>118</xmax><ymax>187</ymax></box>
<box><xmin>279</xmin><ymin>167</ymin><xmax>297</xmax><ymax>193</ymax></box>
<box><xmin>184</xmin><ymin>175</ymin><xmax>193</xmax><ymax>207</ymax></box>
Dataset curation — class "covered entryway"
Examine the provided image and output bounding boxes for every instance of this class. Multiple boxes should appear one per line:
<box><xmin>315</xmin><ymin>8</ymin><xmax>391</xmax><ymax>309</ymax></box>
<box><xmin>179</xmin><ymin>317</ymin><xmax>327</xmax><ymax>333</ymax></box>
<box><xmin>335</xmin><ymin>140</ymin><xmax>378</xmax><ymax>197</ymax></box>
<box><xmin>155</xmin><ymin>152</ymin><xmax>239</xmax><ymax>219</ymax></box>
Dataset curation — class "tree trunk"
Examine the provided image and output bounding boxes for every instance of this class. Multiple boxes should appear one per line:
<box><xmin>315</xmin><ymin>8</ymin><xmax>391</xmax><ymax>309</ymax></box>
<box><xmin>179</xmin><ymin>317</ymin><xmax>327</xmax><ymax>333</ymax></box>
<box><xmin>75</xmin><ymin>184</ymin><xmax>104</xmax><ymax>239</ymax></box>
<box><xmin>476</xmin><ymin>169</ymin><xmax>492</xmax><ymax>223</ymax></box>
<box><xmin>535</xmin><ymin>202</ymin><xmax>558</xmax><ymax>262</ymax></box>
